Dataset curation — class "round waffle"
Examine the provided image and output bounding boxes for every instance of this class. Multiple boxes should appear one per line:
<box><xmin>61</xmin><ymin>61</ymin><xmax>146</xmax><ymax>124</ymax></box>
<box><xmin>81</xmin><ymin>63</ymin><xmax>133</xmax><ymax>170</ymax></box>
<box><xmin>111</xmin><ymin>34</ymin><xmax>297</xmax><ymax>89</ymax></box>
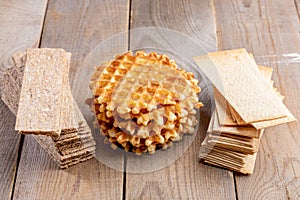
<box><xmin>89</xmin><ymin>51</ymin><xmax>203</xmax><ymax>154</ymax></box>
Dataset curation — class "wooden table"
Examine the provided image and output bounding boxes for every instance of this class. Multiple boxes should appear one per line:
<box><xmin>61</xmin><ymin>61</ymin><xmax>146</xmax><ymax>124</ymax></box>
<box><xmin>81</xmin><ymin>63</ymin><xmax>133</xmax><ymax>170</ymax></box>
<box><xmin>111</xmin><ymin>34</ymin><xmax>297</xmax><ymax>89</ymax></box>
<box><xmin>1</xmin><ymin>0</ymin><xmax>299</xmax><ymax>199</ymax></box>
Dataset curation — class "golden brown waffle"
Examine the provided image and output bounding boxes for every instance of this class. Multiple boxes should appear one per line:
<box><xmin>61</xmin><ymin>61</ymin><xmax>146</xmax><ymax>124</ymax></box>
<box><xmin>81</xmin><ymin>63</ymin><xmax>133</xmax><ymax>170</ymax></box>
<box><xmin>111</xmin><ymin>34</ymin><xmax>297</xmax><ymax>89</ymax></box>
<box><xmin>89</xmin><ymin>51</ymin><xmax>203</xmax><ymax>154</ymax></box>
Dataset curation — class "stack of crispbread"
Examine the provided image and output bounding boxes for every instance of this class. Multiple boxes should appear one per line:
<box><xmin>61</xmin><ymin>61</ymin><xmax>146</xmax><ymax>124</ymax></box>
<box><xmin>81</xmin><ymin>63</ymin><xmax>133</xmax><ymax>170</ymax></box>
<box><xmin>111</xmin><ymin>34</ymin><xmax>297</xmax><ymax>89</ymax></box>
<box><xmin>0</xmin><ymin>48</ymin><xmax>95</xmax><ymax>169</ymax></box>
<box><xmin>90</xmin><ymin>51</ymin><xmax>203</xmax><ymax>155</ymax></box>
<box><xmin>193</xmin><ymin>48</ymin><xmax>296</xmax><ymax>174</ymax></box>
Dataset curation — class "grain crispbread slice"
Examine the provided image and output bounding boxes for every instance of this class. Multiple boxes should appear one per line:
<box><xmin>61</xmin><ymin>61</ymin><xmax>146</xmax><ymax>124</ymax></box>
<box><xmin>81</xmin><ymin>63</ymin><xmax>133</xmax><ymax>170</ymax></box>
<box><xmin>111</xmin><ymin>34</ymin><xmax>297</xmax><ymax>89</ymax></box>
<box><xmin>15</xmin><ymin>48</ymin><xmax>70</xmax><ymax>136</ymax></box>
<box><xmin>0</xmin><ymin>49</ymin><xmax>96</xmax><ymax>169</ymax></box>
<box><xmin>34</xmin><ymin>134</ymin><xmax>95</xmax><ymax>167</ymax></box>
<box><xmin>59</xmin><ymin>52</ymin><xmax>78</xmax><ymax>132</ymax></box>
<box><xmin>0</xmin><ymin>53</ymin><xmax>26</xmax><ymax>114</ymax></box>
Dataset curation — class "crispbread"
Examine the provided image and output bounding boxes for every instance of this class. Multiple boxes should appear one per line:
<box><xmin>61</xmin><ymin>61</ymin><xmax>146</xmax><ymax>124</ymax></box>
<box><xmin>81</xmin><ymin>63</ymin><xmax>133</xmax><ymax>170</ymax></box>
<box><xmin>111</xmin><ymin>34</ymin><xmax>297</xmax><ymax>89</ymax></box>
<box><xmin>34</xmin><ymin>134</ymin><xmax>95</xmax><ymax>164</ymax></box>
<box><xmin>0</xmin><ymin>57</ymin><xmax>23</xmax><ymax>115</ymax></box>
<box><xmin>12</xmin><ymin>52</ymin><xmax>27</xmax><ymax>69</ymax></box>
<box><xmin>197</xmin><ymin>49</ymin><xmax>295</xmax><ymax>175</ymax></box>
<box><xmin>212</xmin><ymin>111</ymin><xmax>260</xmax><ymax>138</ymax></box>
<box><xmin>227</xmin><ymin>86</ymin><xmax>293</xmax><ymax>129</ymax></box>
<box><xmin>203</xmin><ymin>156</ymin><xmax>256</xmax><ymax>175</ymax></box>
<box><xmin>257</xmin><ymin>65</ymin><xmax>273</xmax><ymax>81</ymax></box>
<box><xmin>228</xmin><ymin>65</ymin><xmax>274</xmax><ymax>125</ymax></box>
<box><xmin>214</xmin><ymin>87</ymin><xmax>236</xmax><ymax>126</ymax></box>
<box><xmin>59</xmin><ymin>52</ymin><xmax>78</xmax><ymax>132</ymax></box>
<box><xmin>0</xmin><ymin>49</ymin><xmax>96</xmax><ymax>169</ymax></box>
<box><xmin>15</xmin><ymin>48</ymin><xmax>70</xmax><ymax>135</ymax></box>
<box><xmin>250</xmin><ymin>111</ymin><xmax>296</xmax><ymax>129</ymax></box>
<box><xmin>193</xmin><ymin>49</ymin><xmax>288</xmax><ymax>123</ymax></box>
<box><xmin>207</xmin><ymin>135</ymin><xmax>260</xmax><ymax>154</ymax></box>
<box><xmin>0</xmin><ymin>53</ymin><xmax>26</xmax><ymax>115</ymax></box>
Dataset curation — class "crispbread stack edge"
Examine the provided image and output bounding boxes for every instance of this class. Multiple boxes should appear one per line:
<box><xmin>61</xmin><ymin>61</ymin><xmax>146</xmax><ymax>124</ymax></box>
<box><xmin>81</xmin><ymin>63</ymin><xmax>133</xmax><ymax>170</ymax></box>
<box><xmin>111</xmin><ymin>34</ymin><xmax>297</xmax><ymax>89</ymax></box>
<box><xmin>194</xmin><ymin>48</ymin><xmax>296</xmax><ymax>175</ymax></box>
<box><xmin>1</xmin><ymin>49</ymin><xmax>96</xmax><ymax>169</ymax></box>
<box><xmin>193</xmin><ymin>49</ymin><xmax>295</xmax><ymax>126</ymax></box>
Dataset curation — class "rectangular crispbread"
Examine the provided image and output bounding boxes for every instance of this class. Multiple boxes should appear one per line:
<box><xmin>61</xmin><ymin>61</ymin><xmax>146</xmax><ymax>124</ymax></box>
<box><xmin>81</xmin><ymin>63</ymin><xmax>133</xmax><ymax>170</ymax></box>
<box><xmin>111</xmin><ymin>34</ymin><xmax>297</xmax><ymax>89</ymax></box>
<box><xmin>59</xmin><ymin>52</ymin><xmax>78</xmax><ymax>132</ymax></box>
<box><xmin>212</xmin><ymin>111</ymin><xmax>260</xmax><ymax>138</ymax></box>
<box><xmin>200</xmin><ymin>146</ymin><xmax>258</xmax><ymax>174</ymax></box>
<box><xmin>214</xmin><ymin>88</ymin><xmax>236</xmax><ymax>126</ymax></box>
<box><xmin>0</xmin><ymin>49</ymin><xmax>96</xmax><ymax>169</ymax></box>
<box><xmin>193</xmin><ymin>49</ymin><xmax>290</xmax><ymax>124</ymax></box>
<box><xmin>197</xmin><ymin>49</ymin><xmax>296</xmax><ymax>175</ymax></box>
<box><xmin>228</xmin><ymin>65</ymin><xmax>274</xmax><ymax>125</ymax></box>
<box><xmin>15</xmin><ymin>48</ymin><xmax>70</xmax><ymax>135</ymax></box>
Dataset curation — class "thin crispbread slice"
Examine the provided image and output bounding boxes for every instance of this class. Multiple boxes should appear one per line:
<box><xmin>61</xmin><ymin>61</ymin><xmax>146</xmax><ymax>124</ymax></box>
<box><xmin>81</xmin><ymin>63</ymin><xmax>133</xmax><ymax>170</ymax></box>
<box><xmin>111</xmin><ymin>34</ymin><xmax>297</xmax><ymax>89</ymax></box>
<box><xmin>12</xmin><ymin>52</ymin><xmax>27</xmax><ymax>70</ymax></box>
<box><xmin>60</xmin><ymin>154</ymin><xmax>95</xmax><ymax>169</ymax></box>
<box><xmin>208</xmin><ymin>132</ymin><xmax>259</xmax><ymax>148</ymax></box>
<box><xmin>1</xmin><ymin>69</ymin><xmax>19</xmax><ymax>114</ymax></box>
<box><xmin>228</xmin><ymin>84</ymin><xmax>286</xmax><ymax>127</ymax></box>
<box><xmin>34</xmin><ymin>134</ymin><xmax>95</xmax><ymax>167</ymax></box>
<box><xmin>203</xmin><ymin>155</ymin><xmax>256</xmax><ymax>175</ymax></box>
<box><xmin>228</xmin><ymin>65</ymin><xmax>274</xmax><ymax>125</ymax></box>
<box><xmin>0</xmin><ymin>52</ymin><xmax>26</xmax><ymax>115</ymax></box>
<box><xmin>193</xmin><ymin>49</ymin><xmax>289</xmax><ymax>123</ymax></box>
<box><xmin>200</xmin><ymin>129</ymin><xmax>263</xmax><ymax>174</ymax></box>
<box><xmin>207</xmin><ymin>136</ymin><xmax>259</xmax><ymax>154</ymax></box>
<box><xmin>52</xmin><ymin>54</ymin><xmax>83</xmax><ymax>155</ymax></box>
<box><xmin>250</xmin><ymin>111</ymin><xmax>295</xmax><ymax>129</ymax></box>
<box><xmin>210</xmin><ymin>57</ymin><xmax>293</xmax><ymax>129</ymax></box>
<box><xmin>257</xmin><ymin>65</ymin><xmax>273</xmax><ymax>81</ymax></box>
<box><xmin>228</xmin><ymin>85</ymin><xmax>291</xmax><ymax>129</ymax></box>
<box><xmin>200</xmin><ymin>140</ymin><xmax>258</xmax><ymax>174</ymax></box>
<box><xmin>52</xmin><ymin>131</ymin><xmax>78</xmax><ymax>141</ymax></box>
<box><xmin>0</xmin><ymin>50</ymin><xmax>96</xmax><ymax>168</ymax></box>
<box><xmin>15</xmin><ymin>48</ymin><xmax>70</xmax><ymax>136</ymax></box>
<box><xmin>207</xmin><ymin>113</ymin><xmax>214</xmax><ymax>133</ymax></box>
<box><xmin>226</xmin><ymin>53</ymin><xmax>295</xmax><ymax>127</ymax></box>
<box><xmin>214</xmin><ymin>88</ymin><xmax>236</xmax><ymax>126</ymax></box>
<box><xmin>201</xmin><ymin>147</ymin><xmax>246</xmax><ymax>164</ymax></box>
<box><xmin>59</xmin><ymin>140</ymin><xmax>96</xmax><ymax>156</ymax></box>
<box><xmin>212</xmin><ymin>110</ymin><xmax>260</xmax><ymax>138</ymax></box>
<box><xmin>59</xmin><ymin>52</ymin><xmax>78</xmax><ymax>132</ymax></box>
<box><xmin>56</xmin><ymin>141</ymin><xmax>85</xmax><ymax>155</ymax></box>
<box><xmin>73</xmin><ymin>98</ymin><xmax>95</xmax><ymax>147</ymax></box>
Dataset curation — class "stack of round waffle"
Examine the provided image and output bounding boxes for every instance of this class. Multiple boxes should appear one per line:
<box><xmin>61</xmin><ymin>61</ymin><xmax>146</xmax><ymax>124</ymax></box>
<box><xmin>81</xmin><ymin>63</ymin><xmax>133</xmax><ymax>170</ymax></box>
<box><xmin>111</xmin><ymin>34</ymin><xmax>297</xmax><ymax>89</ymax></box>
<box><xmin>89</xmin><ymin>51</ymin><xmax>203</xmax><ymax>154</ymax></box>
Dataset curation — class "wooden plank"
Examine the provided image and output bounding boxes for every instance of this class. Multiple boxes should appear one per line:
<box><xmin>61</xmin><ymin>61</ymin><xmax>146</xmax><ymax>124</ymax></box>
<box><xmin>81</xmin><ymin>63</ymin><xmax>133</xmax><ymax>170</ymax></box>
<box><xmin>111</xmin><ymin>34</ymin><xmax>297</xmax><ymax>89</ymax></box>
<box><xmin>125</xmin><ymin>0</ymin><xmax>236</xmax><ymax>199</ymax></box>
<box><xmin>296</xmin><ymin>0</ymin><xmax>300</xmax><ymax>18</ymax></box>
<box><xmin>0</xmin><ymin>0</ymin><xmax>47</xmax><ymax>67</ymax></box>
<box><xmin>13</xmin><ymin>0</ymin><xmax>129</xmax><ymax>199</ymax></box>
<box><xmin>0</xmin><ymin>0</ymin><xmax>47</xmax><ymax>199</ymax></box>
<box><xmin>130</xmin><ymin>0</ymin><xmax>216</xmax><ymax>52</ymax></box>
<box><xmin>214</xmin><ymin>0</ymin><xmax>300</xmax><ymax>199</ymax></box>
<box><xmin>0</xmin><ymin>100</ymin><xmax>21</xmax><ymax>199</ymax></box>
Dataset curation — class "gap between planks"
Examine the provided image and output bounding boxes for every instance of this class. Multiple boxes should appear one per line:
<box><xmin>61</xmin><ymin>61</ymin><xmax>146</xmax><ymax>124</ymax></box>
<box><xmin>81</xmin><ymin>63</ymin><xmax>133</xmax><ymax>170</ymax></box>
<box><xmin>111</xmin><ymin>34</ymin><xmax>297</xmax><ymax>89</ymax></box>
<box><xmin>10</xmin><ymin>1</ymin><xmax>49</xmax><ymax>198</ymax></box>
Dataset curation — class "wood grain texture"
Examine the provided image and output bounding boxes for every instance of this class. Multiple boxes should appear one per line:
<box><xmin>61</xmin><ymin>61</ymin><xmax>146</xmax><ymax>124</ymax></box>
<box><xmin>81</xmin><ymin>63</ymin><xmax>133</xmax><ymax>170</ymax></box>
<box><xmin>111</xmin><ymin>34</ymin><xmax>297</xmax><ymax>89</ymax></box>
<box><xmin>214</xmin><ymin>0</ymin><xmax>300</xmax><ymax>199</ymax></box>
<box><xmin>13</xmin><ymin>0</ymin><xmax>129</xmax><ymax>199</ymax></box>
<box><xmin>125</xmin><ymin>0</ymin><xmax>236</xmax><ymax>199</ymax></box>
<box><xmin>0</xmin><ymin>0</ymin><xmax>47</xmax><ymax>199</ymax></box>
<box><xmin>130</xmin><ymin>0</ymin><xmax>216</xmax><ymax>52</ymax></box>
<box><xmin>296</xmin><ymin>0</ymin><xmax>300</xmax><ymax>19</ymax></box>
<box><xmin>0</xmin><ymin>100</ymin><xmax>21</xmax><ymax>199</ymax></box>
<box><xmin>0</xmin><ymin>0</ymin><xmax>47</xmax><ymax>68</ymax></box>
